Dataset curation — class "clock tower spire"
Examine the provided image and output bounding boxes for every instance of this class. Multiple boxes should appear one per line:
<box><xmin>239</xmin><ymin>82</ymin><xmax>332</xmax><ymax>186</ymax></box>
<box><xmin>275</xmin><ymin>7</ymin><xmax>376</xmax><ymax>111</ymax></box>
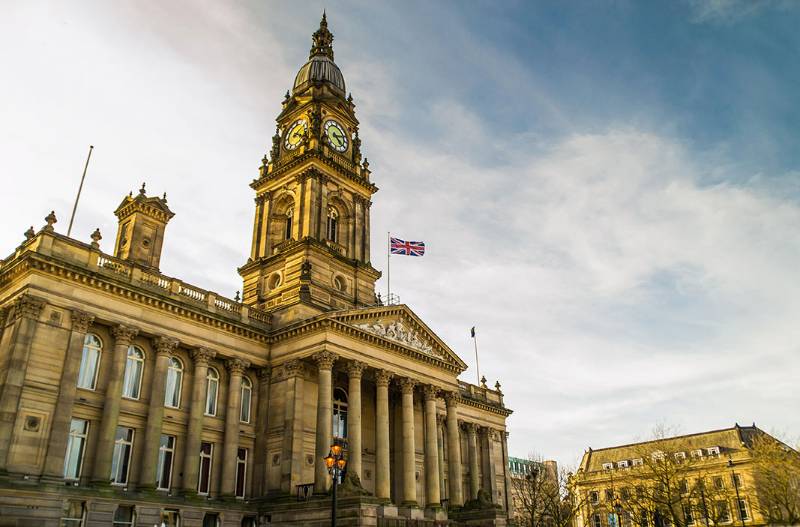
<box><xmin>239</xmin><ymin>13</ymin><xmax>380</xmax><ymax>327</ymax></box>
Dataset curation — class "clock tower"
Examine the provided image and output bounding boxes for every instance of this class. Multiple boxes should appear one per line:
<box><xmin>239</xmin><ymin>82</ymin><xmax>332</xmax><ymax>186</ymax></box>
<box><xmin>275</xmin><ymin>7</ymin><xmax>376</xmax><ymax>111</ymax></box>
<box><xmin>239</xmin><ymin>13</ymin><xmax>381</xmax><ymax>327</ymax></box>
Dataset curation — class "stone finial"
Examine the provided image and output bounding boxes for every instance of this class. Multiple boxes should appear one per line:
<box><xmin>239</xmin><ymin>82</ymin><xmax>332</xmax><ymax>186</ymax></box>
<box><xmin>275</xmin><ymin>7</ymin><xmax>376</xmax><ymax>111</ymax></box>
<box><xmin>90</xmin><ymin>228</ymin><xmax>102</xmax><ymax>248</ymax></box>
<box><xmin>494</xmin><ymin>380</ymin><xmax>502</xmax><ymax>394</ymax></box>
<box><xmin>362</xmin><ymin>158</ymin><xmax>369</xmax><ymax>171</ymax></box>
<box><xmin>162</xmin><ymin>192</ymin><xmax>168</xmax><ymax>202</ymax></box>
<box><xmin>312</xmin><ymin>350</ymin><xmax>337</xmax><ymax>370</ymax></box>
<box><xmin>44</xmin><ymin>211</ymin><xmax>57</xmax><ymax>232</ymax></box>
<box><xmin>191</xmin><ymin>347</ymin><xmax>217</xmax><ymax>366</ymax></box>
<box><xmin>24</xmin><ymin>226</ymin><xmax>35</xmax><ymax>240</ymax></box>
<box><xmin>480</xmin><ymin>375</ymin><xmax>487</xmax><ymax>388</ymax></box>
<box><xmin>375</xmin><ymin>369</ymin><xmax>393</xmax><ymax>387</ymax></box>
<box><xmin>235</xmin><ymin>291</ymin><xmax>241</xmax><ymax>302</ymax></box>
<box><xmin>139</xmin><ymin>182</ymin><xmax>147</xmax><ymax>195</ymax></box>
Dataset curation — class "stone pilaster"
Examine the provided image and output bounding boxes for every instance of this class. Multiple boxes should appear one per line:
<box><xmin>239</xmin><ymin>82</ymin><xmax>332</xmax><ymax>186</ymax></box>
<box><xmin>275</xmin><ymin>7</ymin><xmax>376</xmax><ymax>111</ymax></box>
<box><xmin>92</xmin><ymin>324</ymin><xmax>139</xmax><ymax>483</ymax></box>
<box><xmin>466</xmin><ymin>422</ymin><xmax>480</xmax><ymax>501</ymax></box>
<box><xmin>139</xmin><ymin>336</ymin><xmax>179</xmax><ymax>489</ymax></box>
<box><xmin>221</xmin><ymin>357</ymin><xmax>250</xmax><ymax>496</ymax></box>
<box><xmin>0</xmin><ymin>294</ymin><xmax>45</xmax><ymax>471</ymax></box>
<box><xmin>445</xmin><ymin>392</ymin><xmax>463</xmax><ymax>506</ymax></box>
<box><xmin>436</xmin><ymin>414</ymin><xmax>446</xmax><ymax>501</ymax></box>
<box><xmin>501</xmin><ymin>431</ymin><xmax>513</xmax><ymax>515</ymax></box>
<box><xmin>481</xmin><ymin>427</ymin><xmax>498</xmax><ymax>503</ymax></box>
<box><xmin>252</xmin><ymin>366</ymin><xmax>271</xmax><ymax>496</ymax></box>
<box><xmin>42</xmin><ymin>309</ymin><xmax>94</xmax><ymax>478</ymax></box>
<box><xmin>423</xmin><ymin>385</ymin><xmax>441</xmax><ymax>507</ymax></box>
<box><xmin>399</xmin><ymin>377</ymin><xmax>417</xmax><ymax>506</ymax></box>
<box><xmin>374</xmin><ymin>369</ymin><xmax>393</xmax><ymax>501</ymax></box>
<box><xmin>345</xmin><ymin>361</ymin><xmax>366</xmax><ymax>478</ymax></box>
<box><xmin>280</xmin><ymin>359</ymin><xmax>305</xmax><ymax>493</ymax></box>
<box><xmin>313</xmin><ymin>351</ymin><xmax>337</xmax><ymax>493</ymax></box>
<box><xmin>181</xmin><ymin>347</ymin><xmax>216</xmax><ymax>494</ymax></box>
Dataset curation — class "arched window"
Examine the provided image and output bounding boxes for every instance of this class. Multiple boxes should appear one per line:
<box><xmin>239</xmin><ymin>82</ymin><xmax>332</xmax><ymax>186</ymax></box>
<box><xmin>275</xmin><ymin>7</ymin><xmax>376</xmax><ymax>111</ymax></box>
<box><xmin>121</xmin><ymin>346</ymin><xmax>144</xmax><ymax>399</ymax></box>
<box><xmin>240</xmin><ymin>377</ymin><xmax>252</xmax><ymax>423</ymax></box>
<box><xmin>332</xmin><ymin>388</ymin><xmax>348</xmax><ymax>439</ymax></box>
<box><xmin>77</xmin><ymin>334</ymin><xmax>102</xmax><ymax>390</ymax></box>
<box><xmin>164</xmin><ymin>357</ymin><xmax>183</xmax><ymax>408</ymax></box>
<box><xmin>205</xmin><ymin>368</ymin><xmax>219</xmax><ymax>416</ymax></box>
<box><xmin>326</xmin><ymin>207</ymin><xmax>339</xmax><ymax>243</ymax></box>
<box><xmin>284</xmin><ymin>208</ymin><xmax>293</xmax><ymax>240</ymax></box>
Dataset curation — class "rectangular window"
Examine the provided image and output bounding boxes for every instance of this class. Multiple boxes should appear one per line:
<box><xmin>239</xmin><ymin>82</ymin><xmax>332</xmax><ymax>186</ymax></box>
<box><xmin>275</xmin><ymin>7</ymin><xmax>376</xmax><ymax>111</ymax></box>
<box><xmin>732</xmin><ymin>473</ymin><xmax>743</xmax><ymax>488</ymax></box>
<box><xmin>716</xmin><ymin>501</ymin><xmax>731</xmax><ymax>523</ymax></box>
<box><xmin>77</xmin><ymin>342</ymin><xmax>101</xmax><ymax>390</ymax></box>
<box><xmin>684</xmin><ymin>505</ymin><xmax>695</xmax><ymax>525</ymax></box>
<box><xmin>64</xmin><ymin>418</ymin><xmax>89</xmax><ymax>480</ymax></box>
<box><xmin>632</xmin><ymin>458</ymin><xmax>644</xmax><ymax>467</ymax></box>
<box><xmin>714</xmin><ymin>476</ymin><xmax>725</xmax><ymax>490</ymax></box>
<box><xmin>156</xmin><ymin>435</ymin><xmax>175</xmax><ymax>490</ymax></box>
<box><xmin>639</xmin><ymin>513</ymin><xmax>648</xmax><ymax>527</ymax></box>
<box><xmin>617</xmin><ymin>460</ymin><xmax>629</xmax><ymax>468</ymax></box>
<box><xmin>113</xmin><ymin>505</ymin><xmax>136</xmax><ymax>527</ymax></box>
<box><xmin>679</xmin><ymin>479</ymin><xmax>689</xmax><ymax>494</ymax></box>
<box><xmin>707</xmin><ymin>446</ymin><xmax>721</xmax><ymax>457</ymax></box>
<box><xmin>111</xmin><ymin>426</ymin><xmax>134</xmax><ymax>485</ymax></box>
<box><xmin>590</xmin><ymin>491</ymin><xmax>600</xmax><ymax>504</ymax></box>
<box><xmin>160</xmin><ymin>509</ymin><xmax>180</xmax><ymax>527</ymax></box>
<box><xmin>198</xmin><ymin>442</ymin><xmax>213</xmax><ymax>495</ymax></box>
<box><xmin>674</xmin><ymin>451</ymin><xmax>687</xmax><ymax>463</ymax></box>
<box><xmin>61</xmin><ymin>500</ymin><xmax>86</xmax><ymax>526</ymax></box>
<box><xmin>235</xmin><ymin>447</ymin><xmax>248</xmax><ymax>498</ymax></box>
<box><xmin>605</xmin><ymin>489</ymin><xmax>614</xmax><ymax>501</ymax></box>
<box><xmin>602</xmin><ymin>462</ymin><xmax>614</xmax><ymax>470</ymax></box>
<box><xmin>737</xmin><ymin>499</ymin><xmax>749</xmax><ymax>521</ymax></box>
<box><xmin>593</xmin><ymin>514</ymin><xmax>602</xmax><ymax>527</ymax></box>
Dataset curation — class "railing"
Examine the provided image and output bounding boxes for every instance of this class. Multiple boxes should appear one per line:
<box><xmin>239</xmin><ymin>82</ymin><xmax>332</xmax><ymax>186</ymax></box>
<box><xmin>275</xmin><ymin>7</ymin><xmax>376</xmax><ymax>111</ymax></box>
<box><xmin>140</xmin><ymin>270</ymin><xmax>170</xmax><ymax>290</ymax></box>
<box><xmin>178</xmin><ymin>284</ymin><xmax>207</xmax><ymax>303</ymax></box>
<box><xmin>248</xmin><ymin>308</ymin><xmax>270</xmax><ymax>323</ymax></box>
<box><xmin>325</xmin><ymin>239</ymin><xmax>346</xmax><ymax>256</ymax></box>
<box><xmin>296</xmin><ymin>483</ymin><xmax>314</xmax><ymax>501</ymax></box>
<box><xmin>214</xmin><ymin>297</ymin><xmax>241</xmax><ymax>314</ymax></box>
<box><xmin>97</xmin><ymin>255</ymin><xmax>132</xmax><ymax>277</ymax></box>
<box><xmin>329</xmin><ymin>150</ymin><xmax>355</xmax><ymax>171</ymax></box>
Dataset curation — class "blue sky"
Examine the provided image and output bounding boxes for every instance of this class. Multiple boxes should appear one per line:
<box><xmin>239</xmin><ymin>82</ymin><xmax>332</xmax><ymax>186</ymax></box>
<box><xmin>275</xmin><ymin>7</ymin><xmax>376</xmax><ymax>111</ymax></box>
<box><xmin>1</xmin><ymin>0</ymin><xmax>799</xmax><ymax>467</ymax></box>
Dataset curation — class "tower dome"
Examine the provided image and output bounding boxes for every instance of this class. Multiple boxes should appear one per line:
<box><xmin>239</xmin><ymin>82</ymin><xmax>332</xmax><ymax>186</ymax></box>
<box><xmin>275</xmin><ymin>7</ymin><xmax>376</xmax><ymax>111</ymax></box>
<box><xmin>292</xmin><ymin>13</ymin><xmax>346</xmax><ymax>95</ymax></box>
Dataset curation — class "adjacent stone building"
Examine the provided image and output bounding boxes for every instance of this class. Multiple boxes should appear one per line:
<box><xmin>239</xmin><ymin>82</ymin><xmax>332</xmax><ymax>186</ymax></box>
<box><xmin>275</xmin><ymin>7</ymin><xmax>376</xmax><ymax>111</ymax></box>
<box><xmin>0</xmin><ymin>14</ymin><xmax>512</xmax><ymax>527</ymax></box>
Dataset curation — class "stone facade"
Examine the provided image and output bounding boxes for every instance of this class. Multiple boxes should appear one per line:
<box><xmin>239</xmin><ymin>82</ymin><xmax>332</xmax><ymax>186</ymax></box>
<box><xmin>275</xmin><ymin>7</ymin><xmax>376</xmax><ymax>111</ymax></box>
<box><xmin>0</xmin><ymin>14</ymin><xmax>512</xmax><ymax>527</ymax></box>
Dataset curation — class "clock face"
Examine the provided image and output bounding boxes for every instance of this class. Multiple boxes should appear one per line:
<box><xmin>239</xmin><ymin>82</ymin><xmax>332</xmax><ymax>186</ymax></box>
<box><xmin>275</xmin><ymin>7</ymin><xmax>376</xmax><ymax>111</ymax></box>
<box><xmin>324</xmin><ymin>120</ymin><xmax>348</xmax><ymax>152</ymax></box>
<box><xmin>284</xmin><ymin>119</ymin><xmax>308</xmax><ymax>150</ymax></box>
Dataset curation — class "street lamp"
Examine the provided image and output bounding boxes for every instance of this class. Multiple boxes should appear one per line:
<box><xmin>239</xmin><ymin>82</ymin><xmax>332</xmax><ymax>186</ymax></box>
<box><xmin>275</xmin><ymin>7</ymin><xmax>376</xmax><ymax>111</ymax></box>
<box><xmin>324</xmin><ymin>442</ymin><xmax>347</xmax><ymax>527</ymax></box>
<box><xmin>727</xmin><ymin>458</ymin><xmax>745</xmax><ymax>527</ymax></box>
<box><xmin>614</xmin><ymin>500</ymin><xmax>624</xmax><ymax>527</ymax></box>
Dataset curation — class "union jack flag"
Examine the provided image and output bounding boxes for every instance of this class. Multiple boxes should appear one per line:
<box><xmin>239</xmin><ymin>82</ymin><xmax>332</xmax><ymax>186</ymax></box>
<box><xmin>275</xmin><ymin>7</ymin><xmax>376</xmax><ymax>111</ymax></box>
<box><xmin>390</xmin><ymin>237</ymin><xmax>425</xmax><ymax>257</ymax></box>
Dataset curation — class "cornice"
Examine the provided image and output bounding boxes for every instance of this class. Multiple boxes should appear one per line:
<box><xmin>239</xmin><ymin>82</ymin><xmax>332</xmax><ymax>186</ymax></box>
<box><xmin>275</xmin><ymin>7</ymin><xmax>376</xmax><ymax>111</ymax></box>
<box><xmin>251</xmin><ymin>152</ymin><xmax>377</xmax><ymax>195</ymax></box>
<box><xmin>4</xmin><ymin>253</ymin><xmax>270</xmax><ymax>344</ymax></box>
<box><xmin>458</xmin><ymin>395</ymin><xmax>513</xmax><ymax>417</ymax></box>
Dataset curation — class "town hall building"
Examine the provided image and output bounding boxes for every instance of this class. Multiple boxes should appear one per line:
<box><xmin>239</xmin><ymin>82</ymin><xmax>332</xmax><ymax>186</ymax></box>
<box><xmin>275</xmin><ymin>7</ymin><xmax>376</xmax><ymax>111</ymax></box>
<box><xmin>0</xmin><ymin>15</ymin><xmax>512</xmax><ymax>526</ymax></box>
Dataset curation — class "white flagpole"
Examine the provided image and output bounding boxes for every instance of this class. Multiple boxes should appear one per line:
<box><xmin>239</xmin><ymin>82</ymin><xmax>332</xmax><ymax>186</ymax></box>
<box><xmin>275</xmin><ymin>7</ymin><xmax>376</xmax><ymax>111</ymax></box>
<box><xmin>472</xmin><ymin>327</ymin><xmax>481</xmax><ymax>385</ymax></box>
<box><xmin>67</xmin><ymin>145</ymin><xmax>94</xmax><ymax>237</ymax></box>
<box><xmin>386</xmin><ymin>232</ymin><xmax>390</xmax><ymax>304</ymax></box>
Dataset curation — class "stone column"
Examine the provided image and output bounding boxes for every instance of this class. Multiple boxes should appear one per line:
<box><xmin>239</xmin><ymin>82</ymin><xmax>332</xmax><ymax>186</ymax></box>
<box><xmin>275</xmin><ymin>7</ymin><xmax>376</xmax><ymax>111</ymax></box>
<box><xmin>0</xmin><ymin>294</ymin><xmax>45</xmax><ymax>471</ymax></box>
<box><xmin>139</xmin><ymin>337</ymin><xmax>179</xmax><ymax>488</ymax></box>
<box><xmin>221</xmin><ymin>357</ymin><xmax>250</xmax><ymax>496</ymax></box>
<box><xmin>466</xmin><ymin>422</ymin><xmax>480</xmax><ymax>501</ymax></box>
<box><xmin>399</xmin><ymin>377</ymin><xmax>417</xmax><ymax>506</ymax></box>
<box><xmin>480</xmin><ymin>427</ymin><xmax>498</xmax><ymax>503</ymax></box>
<box><xmin>92</xmin><ymin>324</ymin><xmax>139</xmax><ymax>483</ymax></box>
<box><xmin>445</xmin><ymin>392</ymin><xmax>464</xmax><ymax>507</ymax></box>
<box><xmin>501</xmin><ymin>431</ymin><xmax>513</xmax><ymax>516</ymax></box>
<box><xmin>42</xmin><ymin>309</ymin><xmax>94</xmax><ymax>478</ymax></box>
<box><xmin>313</xmin><ymin>351</ymin><xmax>337</xmax><ymax>493</ymax></box>
<box><xmin>252</xmin><ymin>366</ymin><xmax>271</xmax><ymax>496</ymax></box>
<box><xmin>280</xmin><ymin>360</ymin><xmax>305</xmax><ymax>493</ymax></box>
<box><xmin>346</xmin><ymin>361</ymin><xmax>366</xmax><ymax>479</ymax></box>
<box><xmin>181</xmin><ymin>347</ymin><xmax>216</xmax><ymax>494</ymax></box>
<box><xmin>374</xmin><ymin>369</ymin><xmax>393</xmax><ymax>501</ymax></box>
<box><xmin>436</xmin><ymin>414</ymin><xmax>446</xmax><ymax>500</ymax></box>
<box><xmin>423</xmin><ymin>385</ymin><xmax>441</xmax><ymax>507</ymax></box>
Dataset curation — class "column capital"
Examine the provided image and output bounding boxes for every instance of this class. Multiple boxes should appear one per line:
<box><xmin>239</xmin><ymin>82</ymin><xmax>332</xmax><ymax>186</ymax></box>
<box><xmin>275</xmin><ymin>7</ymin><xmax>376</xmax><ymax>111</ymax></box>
<box><xmin>375</xmin><ymin>369</ymin><xmax>393</xmax><ymax>387</ymax></box>
<box><xmin>311</xmin><ymin>350</ymin><xmax>337</xmax><ymax>370</ymax></box>
<box><xmin>282</xmin><ymin>358</ymin><xmax>304</xmax><ymax>378</ymax></box>
<box><xmin>345</xmin><ymin>360</ymin><xmax>367</xmax><ymax>378</ymax></box>
<box><xmin>257</xmin><ymin>366</ymin><xmax>272</xmax><ymax>382</ymax></box>
<box><xmin>464</xmin><ymin>421</ymin><xmax>477</xmax><ymax>434</ymax></box>
<box><xmin>191</xmin><ymin>347</ymin><xmax>216</xmax><ymax>366</ymax></box>
<box><xmin>70</xmin><ymin>309</ymin><xmax>95</xmax><ymax>334</ymax></box>
<box><xmin>436</xmin><ymin>414</ymin><xmax>447</xmax><ymax>425</ymax></box>
<box><xmin>11</xmin><ymin>294</ymin><xmax>46</xmax><ymax>322</ymax></box>
<box><xmin>398</xmin><ymin>377</ymin><xmax>417</xmax><ymax>394</ymax></box>
<box><xmin>111</xmin><ymin>324</ymin><xmax>139</xmax><ymax>346</ymax></box>
<box><xmin>444</xmin><ymin>390</ymin><xmax>460</xmax><ymax>407</ymax></box>
<box><xmin>423</xmin><ymin>384</ymin><xmax>439</xmax><ymax>401</ymax></box>
<box><xmin>153</xmin><ymin>336</ymin><xmax>180</xmax><ymax>356</ymax></box>
<box><xmin>226</xmin><ymin>357</ymin><xmax>250</xmax><ymax>375</ymax></box>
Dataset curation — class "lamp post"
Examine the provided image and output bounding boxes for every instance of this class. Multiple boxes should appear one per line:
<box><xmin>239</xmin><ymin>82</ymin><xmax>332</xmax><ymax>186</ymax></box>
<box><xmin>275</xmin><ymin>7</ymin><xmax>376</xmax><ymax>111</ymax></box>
<box><xmin>614</xmin><ymin>500</ymin><xmax>624</xmax><ymax>527</ymax></box>
<box><xmin>727</xmin><ymin>458</ymin><xmax>746</xmax><ymax>527</ymax></box>
<box><xmin>324</xmin><ymin>442</ymin><xmax>347</xmax><ymax>527</ymax></box>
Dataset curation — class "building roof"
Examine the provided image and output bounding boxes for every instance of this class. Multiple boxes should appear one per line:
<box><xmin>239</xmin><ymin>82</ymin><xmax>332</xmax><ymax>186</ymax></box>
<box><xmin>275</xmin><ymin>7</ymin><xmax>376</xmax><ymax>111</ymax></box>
<box><xmin>293</xmin><ymin>13</ymin><xmax>346</xmax><ymax>95</ymax></box>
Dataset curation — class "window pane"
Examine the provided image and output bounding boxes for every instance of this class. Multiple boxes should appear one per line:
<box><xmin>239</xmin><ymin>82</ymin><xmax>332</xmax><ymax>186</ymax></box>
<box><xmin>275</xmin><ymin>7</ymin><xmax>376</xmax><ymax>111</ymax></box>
<box><xmin>64</xmin><ymin>419</ymin><xmax>87</xmax><ymax>479</ymax></box>
<box><xmin>206</xmin><ymin>379</ymin><xmax>218</xmax><ymax>415</ymax></box>
<box><xmin>203</xmin><ymin>513</ymin><xmax>220</xmax><ymax>527</ymax></box>
<box><xmin>199</xmin><ymin>442</ymin><xmax>212</xmax><ymax>494</ymax></box>
<box><xmin>111</xmin><ymin>427</ymin><xmax>134</xmax><ymax>484</ymax></box>
<box><xmin>240</xmin><ymin>384</ymin><xmax>251</xmax><ymax>423</ymax></box>
<box><xmin>164</xmin><ymin>367</ymin><xmax>182</xmax><ymax>408</ymax></box>
<box><xmin>113</xmin><ymin>505</ymin><xmax>135</xmax><ymax>526</ymax></box>
<box><xmin>236</xmin><ymin>448</ymin><xmax>247</xmax><ymax>498</ymax></box>
<box><xmin>77</xmin><ymin>346</ymin><xmax>100</xmax><ymax>389</ymax></box>
<box><xmin>122</xmin><ymin>355</ymin><xmax>142</xmax><ymax>399</ymax></box>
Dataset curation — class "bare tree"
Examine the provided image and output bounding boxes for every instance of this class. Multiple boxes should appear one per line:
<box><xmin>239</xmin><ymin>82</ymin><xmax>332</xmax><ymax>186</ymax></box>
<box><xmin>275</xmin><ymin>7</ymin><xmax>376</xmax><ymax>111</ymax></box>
<box><xmin>749</xmin><ymin>433</ymin><xmax>800</xmax><ymax>525</ymax></box>
<box><xmin>512</xmin><ymin>458</ymin><xmax>585</xmax><ymax>527</ymax></box>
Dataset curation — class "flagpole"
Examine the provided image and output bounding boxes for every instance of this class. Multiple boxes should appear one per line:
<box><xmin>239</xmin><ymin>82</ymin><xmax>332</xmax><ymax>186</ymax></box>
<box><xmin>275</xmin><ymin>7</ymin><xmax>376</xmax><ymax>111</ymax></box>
<box><xmin>386</xmin><ymin>231</ymin><xmax>390</xmax><ymax>304</ymax></box>
<box><xmin>67</xmin><ymin>145</ymin><xmax>94</xmax><ymax>237</ymax></box>
<box><xmin>472</xmin><ymin>327</ymin><xmax>481</xmax><ymax>385</ymax></box>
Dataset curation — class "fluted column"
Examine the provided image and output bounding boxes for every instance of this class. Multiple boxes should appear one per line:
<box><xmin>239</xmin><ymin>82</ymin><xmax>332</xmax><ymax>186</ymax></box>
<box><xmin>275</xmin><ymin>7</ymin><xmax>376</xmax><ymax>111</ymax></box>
<box><xmin>92</xmin><ymin>324</ymin><xmax>139</xmax><ymax>483</ymax></box>
<box><xmin>181</xmin><ymin>347</ymin><xmax>216</xmax><ymax>494</ymax></box>
<box><xmin>313</xmin><ymin>351</ymin><xmax>337</xmax><ymax>493</ymax></box>
<box><xmin>423</xmin><ymin>385</ymin><xmax>441</xmax><ymax>507</ymax></box>
<box><xmin>221</xmin><ymin>357</ymin><xmax>249</xmax><ymax>496</ymax></box>
<box><xmin>139</xmin><ymin>337</ymin><xmax>179</xmax><ymax>488</ymax></box>
<box><xmin>399</xmin><ymin>377</ymin><xmax>418</xmax><ymax>506</ymax></box>
<box><xmin>346</xmin><ymin>361</ymin><xmax>366</xmax><ymax>479</ymax></box>
<box><xmin>445</xmin><ymin>392</ymin><xmax>463</xmax><ymax>507</ymax></box>
<box><xmin>252</xmin><ymin>366</ymin><xmax>271</xmax><ymax>496</ymax></box>
<box><xmin>0</xmin><ymin>294</ymin><xmax>46</xmax><ymax>471</ymax></box>
<box><xmin>374</xmin><ymin>369</ymin><xmax>393</xmax><ymax>501</ymax></box>
<box><xmin>42</xmin><ymin>309</ymin><xmax>94</xmax><ymax>478</ymax></box>
<box><xmin>466</xmin><ymin>422</ymin><xmax>480</xmax><ymax>500</ymax></box>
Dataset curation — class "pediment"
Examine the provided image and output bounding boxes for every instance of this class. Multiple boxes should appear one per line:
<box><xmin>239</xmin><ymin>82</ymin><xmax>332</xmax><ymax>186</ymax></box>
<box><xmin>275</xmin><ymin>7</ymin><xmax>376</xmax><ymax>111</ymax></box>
<box><xmin>330</xmin><ymin>305</ymin><xmax>468</xmax><ymax>372</ymax></box>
